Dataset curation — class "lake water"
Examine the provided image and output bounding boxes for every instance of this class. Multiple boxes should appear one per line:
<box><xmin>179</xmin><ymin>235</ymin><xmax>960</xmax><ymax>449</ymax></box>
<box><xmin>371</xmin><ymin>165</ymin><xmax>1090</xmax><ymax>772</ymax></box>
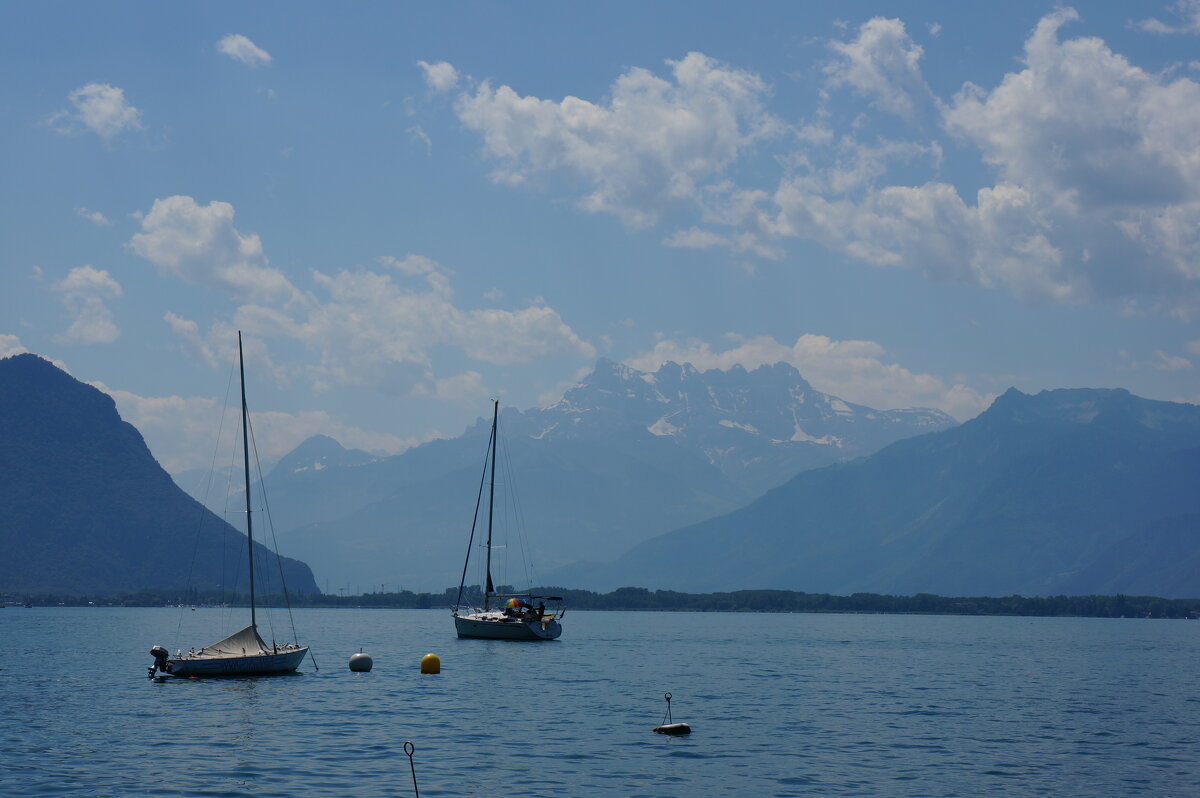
<box><xmin>3</xmin><ymin>607</ymin><xmax>1199</xmax><ymax>797</ymax></box>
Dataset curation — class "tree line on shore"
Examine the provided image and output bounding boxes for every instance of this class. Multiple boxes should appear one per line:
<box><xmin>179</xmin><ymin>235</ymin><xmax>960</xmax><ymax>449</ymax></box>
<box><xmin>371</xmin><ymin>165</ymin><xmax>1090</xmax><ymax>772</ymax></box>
<box><xmin>8</xmin><ymin>585</ymin><xmax>1200</xmax><ymax>618</ymax></box>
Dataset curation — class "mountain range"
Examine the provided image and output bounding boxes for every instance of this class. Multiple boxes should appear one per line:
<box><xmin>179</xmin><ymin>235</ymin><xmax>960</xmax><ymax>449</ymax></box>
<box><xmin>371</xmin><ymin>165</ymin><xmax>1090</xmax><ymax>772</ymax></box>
<box><xmin>11</xmin><ymin>348</ymin><xmax>1196</xmax><ymax>600</ymax></box>
<box><xmin>219</xmin><ymin>358</ymin><xmax>954</xmax><ymax>592</ymax></box>
<box><xmin>0</xmin><ymin>354</ymin><xmax>318</xmax><ymax>596</ymax></box>
<box><xmin>563</xmin><ymin>387</ymin><xmax>1200</xmax><ymax>597</ymax></box>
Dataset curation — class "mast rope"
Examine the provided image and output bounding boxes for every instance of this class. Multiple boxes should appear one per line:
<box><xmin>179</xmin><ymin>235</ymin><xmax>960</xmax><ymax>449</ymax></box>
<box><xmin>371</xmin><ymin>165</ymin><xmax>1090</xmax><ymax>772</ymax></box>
<box><xmin>176</xmin><ymin>359</ymin><xmax>237</xmax><ymax>648</ymax></box>
<box><xmin>496</xmin><ymin>422</ymin><xmax>534</xmax><ymax>590</ymax></box>
<box><xmin>247</xmin><ymin>407</ymin><xmax>302</xmax><ymax>647</ymax></box>
<box><xmin>454</xmin><ymin>419</ymin><xmax>495</xmax><ymax>612</ymax></box>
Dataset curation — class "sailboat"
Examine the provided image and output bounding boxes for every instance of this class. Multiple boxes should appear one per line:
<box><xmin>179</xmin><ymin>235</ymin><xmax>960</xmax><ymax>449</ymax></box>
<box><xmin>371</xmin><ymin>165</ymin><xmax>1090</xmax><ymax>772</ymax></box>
<box><xmin>452</xmin><ymin>400</ymin><xmax>564</xmax><ymax>641</ymax></box>
<box><xmin>149</xmin><ymin>332</ymin><xmax>309</xmax><ymax>677</ymax></box>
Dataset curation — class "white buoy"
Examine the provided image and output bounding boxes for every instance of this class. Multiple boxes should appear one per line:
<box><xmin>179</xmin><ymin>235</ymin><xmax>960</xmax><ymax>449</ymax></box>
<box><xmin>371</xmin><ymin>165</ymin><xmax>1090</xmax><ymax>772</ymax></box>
<box><xmin>349</xmin><ymin>649</ymin><xmax>373</xmax><ymax>672</ymax></box>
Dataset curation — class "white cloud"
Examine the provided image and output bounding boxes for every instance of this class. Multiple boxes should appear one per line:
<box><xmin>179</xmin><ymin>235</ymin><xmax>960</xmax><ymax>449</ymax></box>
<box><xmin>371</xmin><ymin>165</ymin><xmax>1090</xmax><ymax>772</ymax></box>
<box><xmin>76</xmin><ymin>207</ymin><xmax>112</xmax><ymax>226</ymax></box>
<box><xmin>218</xmin><ymin>34</ymin><xmax>272</xmax><ymax>67</ymax></box>
<box><xmin>708</xmin><ymin>9</ymin><xmax>1200</xmax><ymax>315</ymax></box>
<box><xmin>454</xmin><ymin>51</ymin><xmax>780</xmax><ymax>227</ymax></box>
<box><xmin>1121</xmin><ymin>347</ymin><xmax>1195</xmax><ymax>371</ymax></box>
<box><xmin>438</xmin><ymin>11</ymin><xmax>1200</xmax><ymax>316</ymax></box>
<box><xmin>1151</xmin><ymin>349</ymin><xmax>1194</xmax><ymax>371</ymax></box>
<box><xmin>408</xmin><ymin>124</ymin><xmax>433</xmax><ymax>154</ymax></box>
<box><xmin>663</xmin><ymin>226</ymin><xmax>730</xmax><ymax>249</ymax></box>
<box><xmin>159</xmin><ymin>243</ymin><xmax>594</xmax><ymax>397</ymax></box>
<box><xmin>48</xmin><ymin>83</ymin><xmax>143</xmax><ymax>141</ymax></box>
<box><xmin>1131</xmin><ymin>1</ymin><xmax>1200</xmax><ymax>35</ymax></box>
<box><xmin>412</xmin><ymin>370</ymin><xmax>490</xmax><ymax>405</ymax></box>
<box><xmin>537</xmin><ymin>364</ymin><xmax>595</xmax><ymax>407</ymax></box>
<box><xmin>0</xmin><ymin>334</ymin><xmax>30</xmax><ymax>359</ymax></box>
<box><xmin>94</xmin><ymin>383</ymin><xmax>412</xmax><ymax>474</ymax></box>
<box><xmin>826</xmin><ymin>17</ymin><xmax>933</xmax><ymax>119</ymax></box>
<box><xmin>52</xmin><ymin>265</ymin><xmax>122</xmax><ymax>344</ymax></box>
<box><xmin>938</xmin><ymin>9</ymin><xmax>1200</xmax><ymax>312</ymax></box>
<box><xmin>625</xmin><ymin>333</ymin><xmax>990</xmax><ymax>420</ymax></box>
<box><xmin>417</xmin><ymin>60</ymin><xmax>460</xmax><ymax>92</ymax></box>
<box><xmin>229</xmin><ymin>257</ymin><xmax>594</xmax><ymax>393</ymax></box>
<box><xmin>128</xmin><ymin>196</ymin><xmax>304</xmax><ymax>305</ymax></box>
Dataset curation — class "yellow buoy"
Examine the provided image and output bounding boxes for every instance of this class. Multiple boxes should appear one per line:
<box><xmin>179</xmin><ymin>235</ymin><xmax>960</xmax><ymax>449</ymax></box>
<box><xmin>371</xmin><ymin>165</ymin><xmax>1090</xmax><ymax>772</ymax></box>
<box><xmin>420</xmin><ymin>653</ymin><xmax>440</xmax><ymax>674</ymax></box>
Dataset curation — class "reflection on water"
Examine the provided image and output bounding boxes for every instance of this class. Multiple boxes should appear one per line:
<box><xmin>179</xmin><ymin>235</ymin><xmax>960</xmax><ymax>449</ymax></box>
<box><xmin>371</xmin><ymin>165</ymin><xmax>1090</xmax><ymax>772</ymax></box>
<box><xmin>4</xmin><ymin>608</ymin><xmax>1200</xmax><ymax>796</ymax></box>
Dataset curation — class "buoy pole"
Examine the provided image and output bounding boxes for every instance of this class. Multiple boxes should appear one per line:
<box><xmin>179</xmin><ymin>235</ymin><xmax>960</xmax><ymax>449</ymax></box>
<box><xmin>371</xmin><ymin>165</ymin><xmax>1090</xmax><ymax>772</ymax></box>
<box><xmin>404</xmin><ymin>741</ymin><xmax>420</xmax><ymax>797</ymax></box>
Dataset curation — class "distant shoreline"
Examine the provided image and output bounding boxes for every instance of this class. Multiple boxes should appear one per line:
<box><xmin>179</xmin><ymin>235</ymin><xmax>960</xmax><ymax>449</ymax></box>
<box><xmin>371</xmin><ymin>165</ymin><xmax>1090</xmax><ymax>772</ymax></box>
<box><xmin>7</xmin><ymin>587</ymin><xmax>1199</xmax><ymax>619</ymax></box>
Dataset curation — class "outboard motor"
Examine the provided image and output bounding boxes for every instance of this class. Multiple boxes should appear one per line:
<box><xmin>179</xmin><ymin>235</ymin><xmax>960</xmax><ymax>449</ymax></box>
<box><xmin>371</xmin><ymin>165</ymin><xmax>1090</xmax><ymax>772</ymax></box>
<box><xmin>149</xmin><ymin>645</ymin><xmax>170</xmax><ymax>678</ymax></box>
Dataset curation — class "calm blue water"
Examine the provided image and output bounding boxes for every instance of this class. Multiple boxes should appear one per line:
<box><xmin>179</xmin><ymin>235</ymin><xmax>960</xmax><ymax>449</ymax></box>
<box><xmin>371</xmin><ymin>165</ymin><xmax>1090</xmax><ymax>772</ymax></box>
<box><xmin>3</xmin><ymin>607</ymin><xmax>1199</xmax><ymax>797</ymax></box>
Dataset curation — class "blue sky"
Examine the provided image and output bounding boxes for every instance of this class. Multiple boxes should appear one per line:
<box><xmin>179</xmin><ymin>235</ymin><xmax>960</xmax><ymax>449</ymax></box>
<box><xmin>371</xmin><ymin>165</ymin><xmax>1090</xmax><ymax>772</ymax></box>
<box><xmin>3</xmin><ymin>1</ymin><xmax>1200</xmax><ymax>473</ymax></box>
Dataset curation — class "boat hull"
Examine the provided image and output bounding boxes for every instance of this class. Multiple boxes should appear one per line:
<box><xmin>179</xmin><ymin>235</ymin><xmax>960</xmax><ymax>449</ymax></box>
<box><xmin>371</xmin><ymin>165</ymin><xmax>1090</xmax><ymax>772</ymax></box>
<box><xmin>163</xmin><ymin>647</ymin><xmax>308</xmax><ymax>677</ymax></box>
<box><xmin>454</xmin><ymin>614</ymin><xmax>561</xmax><ymax>641</ymax></box>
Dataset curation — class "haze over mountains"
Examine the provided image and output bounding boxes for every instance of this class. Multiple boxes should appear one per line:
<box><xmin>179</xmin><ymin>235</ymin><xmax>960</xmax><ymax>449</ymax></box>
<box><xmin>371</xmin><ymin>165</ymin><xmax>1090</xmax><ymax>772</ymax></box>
<box><xmin>0</xmin><ymin>354</ymin><xmax>317</xmax><ymax>596</ymax></box>
<box><xmin>9</xmin><ymin>350</ymin><xmax>1199</xmax><ymax>600</ymax></box>
<box><xmin>569</xmin><ymin>387</ymin><xmax>1200</xmax><ymax>598</ymax></box>
<box><xmin>192</xmin><ymin>358</ymin><xmax>955</xmax><ymax>593</ymax></box>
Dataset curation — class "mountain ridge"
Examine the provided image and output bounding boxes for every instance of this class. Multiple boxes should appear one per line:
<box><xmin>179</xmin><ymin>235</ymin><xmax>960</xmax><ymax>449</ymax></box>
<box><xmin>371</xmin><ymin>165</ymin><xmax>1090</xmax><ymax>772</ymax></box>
<box><xmin>245</xmin><ymin>358</ymin><xmax>955</xmax><ymax>591</ymax></box>
<box><xmin>554</xmin><ymin>387</ymin><xmax>1200</xmax><ymax>597</ymax></box>
<box><xmin>0</xmin><ymin>354</ymin><xmax>319</xmax><ymax>596</ymax></box>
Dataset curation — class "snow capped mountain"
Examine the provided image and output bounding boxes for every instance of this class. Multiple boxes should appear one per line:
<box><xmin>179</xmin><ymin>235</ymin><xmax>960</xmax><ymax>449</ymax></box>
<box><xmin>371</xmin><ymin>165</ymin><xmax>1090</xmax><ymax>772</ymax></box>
<box><xmin>268</xmin><ymin>434</ymin><xmax>377</xmax><ymax>478</ymax></box>
<box><xmin>509</xmin><ymin>359</ymin><xmax>955</xmax><ymax>494</ymax></box>
<box><xmin>181</xmin><ymin>358</ymin><xmax>958</xmax><ymax>592</ymax></box>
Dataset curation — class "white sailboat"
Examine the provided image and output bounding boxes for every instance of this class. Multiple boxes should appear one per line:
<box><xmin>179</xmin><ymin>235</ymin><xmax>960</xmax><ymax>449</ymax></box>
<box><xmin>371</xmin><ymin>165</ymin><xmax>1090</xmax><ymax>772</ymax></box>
<box><xmin>149</xmin><ymin>332</ymin><xmax>310</xmax><ymax>677</ymax></box>
<box><xmin>452</xmin><ymin>400</ymin><xmax>564</xmax><ymax>641</ymax></box>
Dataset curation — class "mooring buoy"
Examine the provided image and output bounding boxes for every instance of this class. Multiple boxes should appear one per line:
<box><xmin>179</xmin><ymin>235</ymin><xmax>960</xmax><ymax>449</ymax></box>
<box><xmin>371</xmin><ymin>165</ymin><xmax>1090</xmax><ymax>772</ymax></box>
<box><xmin>420</xmin><ymin>652</ymin><xmax>440</xmax><ymax>674</ymax></box>
<box><xmin>653</xmin><ymin>691</ymin><xmax>691</xmax><ymax>735</ymax></box>
<box><xmin>349</xmin><ymin>648</ymin><xmax>373</xmax><ymax>672</ymax></box>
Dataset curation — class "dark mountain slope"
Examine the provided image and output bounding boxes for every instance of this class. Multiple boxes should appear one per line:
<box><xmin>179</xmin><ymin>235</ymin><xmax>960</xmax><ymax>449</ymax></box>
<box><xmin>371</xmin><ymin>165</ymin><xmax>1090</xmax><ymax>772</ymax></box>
<box><xmin>573</xmin><ymin>388</ymin><xmax>1200</xmax><ymax>596</ymax></box>
<box><xmin>0</xmin><ymin>354</ymin><xmax>318</xmax><ymax>596</ymax></box>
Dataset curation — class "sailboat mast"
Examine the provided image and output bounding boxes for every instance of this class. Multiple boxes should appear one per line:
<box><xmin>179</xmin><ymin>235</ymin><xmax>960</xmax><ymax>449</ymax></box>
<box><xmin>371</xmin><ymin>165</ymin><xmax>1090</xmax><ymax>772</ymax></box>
<box><xmin>483</xmin><ymin>399</ymin><xmax>498</xmax><ymax>611</ymax></box>
<box><xmin>238</xmin><ymin>331</ymin><xmax>256</xmax><ymax>629</ymax></box>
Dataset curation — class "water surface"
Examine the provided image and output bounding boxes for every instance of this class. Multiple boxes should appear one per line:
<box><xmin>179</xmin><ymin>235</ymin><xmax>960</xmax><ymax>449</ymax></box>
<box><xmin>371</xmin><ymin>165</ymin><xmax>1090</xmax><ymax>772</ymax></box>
<box><xmin>3</xmin><ymin>608</ymin><xmax>1198</xmax><ymax>796</ymax></box>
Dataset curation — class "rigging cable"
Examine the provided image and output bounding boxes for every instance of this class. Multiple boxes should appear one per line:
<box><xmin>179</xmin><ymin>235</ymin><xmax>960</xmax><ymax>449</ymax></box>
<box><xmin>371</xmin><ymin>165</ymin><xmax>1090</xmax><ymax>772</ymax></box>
<box><xmin>455</xmin><ymin>420</ymin><xmax>495</xmax><ymax>612</ymax></box>
<box><xmin>175</xmin><ymin>359</ymin><xmax>237</xmax><ymax>648</ymax></box>
<box><xmin>497</xmin><ymin>421</ymin><xmax>534</xmax><ymax>589</ymax></box>
<box><xmin>246</xmin><ymin>411</ymin><xmax>300</xmax><ymax>647</ymax></box>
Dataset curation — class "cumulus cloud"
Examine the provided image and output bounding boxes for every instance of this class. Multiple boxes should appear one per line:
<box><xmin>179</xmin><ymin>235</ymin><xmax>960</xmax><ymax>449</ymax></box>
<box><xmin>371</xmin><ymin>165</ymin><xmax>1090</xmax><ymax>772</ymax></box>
<box><xmin>0</xmin><ymin>334</ymin><xmax>30</xmax><ymax>359</ymax></box>
<box><xmin>454</xmin><ymin>51</ymin><xmax>781</xmax><ymax>227</ymax></box>
<box><xmin>439</xmin><ymin>11</ymin><xmax>1200</xmax><ymax>316</ymax></box>
<box><xmin>1121</xmin><ymin>347</ymin><xmax>1195</xmax><ymax>371</ymax></box>
<box><xmin>228</xmin><ymin>254</ymin><xmax>594</xmax><ymax>394</ymax></box>
<box><xmin>52</xmin><ymin>265</ymin><xmax>122</xmax><ymax>344</ymax></box>
<box><xmin>718</xmin><ymin>9</ymin><xmax>1200</xmax><ymax>314</ymax></box>
<box><xmin>76</xmin><ymin>207</ymin><xmax>112</xmax><ymax>226</ymax></box>
<box><xmin>140</xmin><ymin>209</ymin><xmax>596</xmax><ymax>397</ymax></box>
<box><xmin>94</xmin><ymin>383</ymin><xmax>412</xmax><ymax>474</ymax></box>
<box><xmin>1130</xmin><ymin>1</ymin><xmax>1200</xmax><ymax>35</ymax></box>
<box><xmin>825</xmin><ymin>17</ymin><xmax>933</xmax><ymax>119</ymax></box>
<box><xmin>625</xmin><ymin>333</ymin><xmax>990</xmax><ymax>420</ymax></box>
<box><xmin>48</xmin><ymin>83</ymin><xmax>143</xmax><ymax>141</ymax></box>
<box><xmin>218</xmin><ymin>34</ymin><xmax>272</xmax><ymax>66</ymax></box>
<box><xmin>417</xmin><ymin>60</ymin><xmax>459</xmax><ymax>92</ymax></box>
<box><xmin>663</xmin><ymin>227</ymin><xmax>730</xmax><ymax>249</ymax></box>
<box><xmin>128</xmin><ymin>196</ymin><xmax>304</xmax><ymax>305</ymax></box>
<box><xmin>412</xmin><ymin>370</ymin><xmax>490</xmax><ymax>405</ymax></box>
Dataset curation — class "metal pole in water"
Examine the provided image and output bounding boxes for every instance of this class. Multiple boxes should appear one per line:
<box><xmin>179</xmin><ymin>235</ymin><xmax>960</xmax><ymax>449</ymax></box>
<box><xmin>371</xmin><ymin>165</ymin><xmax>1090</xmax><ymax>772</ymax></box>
<box><xmin>404</xmin><ymin>741</ymin><xmax>420</xmax><ymax>797</ymax></box>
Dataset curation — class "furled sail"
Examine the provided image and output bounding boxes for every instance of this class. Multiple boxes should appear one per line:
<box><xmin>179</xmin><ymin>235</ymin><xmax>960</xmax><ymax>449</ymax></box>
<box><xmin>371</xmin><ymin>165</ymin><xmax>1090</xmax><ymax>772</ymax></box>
<box><xmin>202</xmin><ymin>625</ymin><xmax>272</xmax><ymax>657</ymax></box>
